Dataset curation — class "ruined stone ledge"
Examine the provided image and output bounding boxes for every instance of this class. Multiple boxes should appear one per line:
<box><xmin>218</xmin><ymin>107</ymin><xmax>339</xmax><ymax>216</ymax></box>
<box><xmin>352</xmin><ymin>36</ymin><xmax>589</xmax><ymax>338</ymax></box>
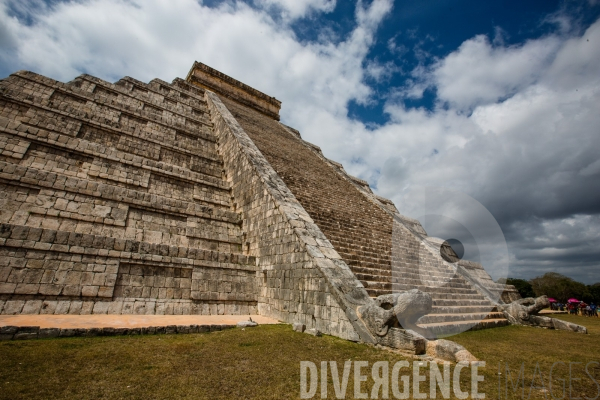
<box><xmin>0</xmin><ymin>94</ymin><xmax>223</xmax><ymax>168</ymax></box>
<box><xmin>1</xmin><ymin>83</ymin><xmax>213</xmax><ymax>156</ymax></box>
<box><xmin>0</xmin><ymin>123</ymin><xmax>227</xmax><ymax>191</ymax></box>
<box><xmin>9</xmin><ymin>71</ymin><xmax>213</xmax><ymax>130</ymax></box>
<box><xmin>0</xmin><ymin>222</ymin><xmax>257</xmax><ymax>269</ymax></box>
<box><xmin>108</xmin><ymin>75</ymin><xmax>211</xmax><ymax>118</ymax></box>
<box><xmin>0</xmin><ymin>163</ymin><xmax>239</xmax><ymax>224</ymax></box>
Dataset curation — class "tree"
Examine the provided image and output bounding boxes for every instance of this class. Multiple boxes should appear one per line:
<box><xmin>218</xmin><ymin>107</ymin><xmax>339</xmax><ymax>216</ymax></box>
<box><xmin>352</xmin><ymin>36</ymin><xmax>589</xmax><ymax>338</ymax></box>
<box><xmin>530</xmin><ymin>272</ymin><xmax>588</xmax><ymax>303</ymax></box>
<box><xmin>586</xmin><ymin>283</ymin><xmax>600</xmax><ymax>304</ymax></box>
<box><xmin>506</xmin><ymin>278</ymin><xmax>535</xmax><ymax>298</ymax></box>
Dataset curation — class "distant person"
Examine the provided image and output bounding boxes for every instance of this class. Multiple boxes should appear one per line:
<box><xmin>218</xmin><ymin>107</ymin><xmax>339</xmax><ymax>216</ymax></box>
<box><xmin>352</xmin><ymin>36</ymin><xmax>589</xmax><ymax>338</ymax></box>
<box><xmin>569</xmin><ymin>303</ymin><xmax>577</xmax><ymax>315</ymax></box>
<box><xmin>591</xmin><ymin>303</ymin><xmax>598</xmax><ymax>318</ymax></box>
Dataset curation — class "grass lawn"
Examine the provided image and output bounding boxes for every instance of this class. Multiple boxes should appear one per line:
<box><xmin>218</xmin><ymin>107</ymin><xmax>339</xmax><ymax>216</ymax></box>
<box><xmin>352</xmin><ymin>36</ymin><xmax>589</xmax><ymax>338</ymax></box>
<box><xmin>0</xmin><ymin>314</ymin><xmax>599</xmax><ymax>399</ymax></box>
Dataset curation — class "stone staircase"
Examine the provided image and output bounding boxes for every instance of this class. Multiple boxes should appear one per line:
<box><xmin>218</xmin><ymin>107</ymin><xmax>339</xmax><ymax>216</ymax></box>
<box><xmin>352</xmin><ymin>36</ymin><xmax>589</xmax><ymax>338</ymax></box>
<box><xmin>390</xmin><ymin>230</ymin><xmax>508</xmax><ymax>337</ymax></box>
<box><xmin>216</xmin><ymin>95</ymin><xmax>395</xmax><ymax>298</ymax></box>
<box><xmin>0</xmin><ymin>71</ymin><xmax>258</xmax><ymax>315</ymax></box>
<box><xmin>214</xmin><ymin>93</ymin><xmax>509</xmax><ymax>337</ymax></box>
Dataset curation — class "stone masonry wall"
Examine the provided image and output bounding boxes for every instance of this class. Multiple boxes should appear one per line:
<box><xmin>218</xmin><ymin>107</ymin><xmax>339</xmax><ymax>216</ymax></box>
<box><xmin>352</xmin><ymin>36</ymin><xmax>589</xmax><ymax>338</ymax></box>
<box><xmin>0</xmin><ymin>70</ymin><xmax>259</xmax><ymax>316</ymax></box>
<box><xmin>206</xmin><ymin>90</ymin><xmax>374</xmax><ymax>342</ymax></box>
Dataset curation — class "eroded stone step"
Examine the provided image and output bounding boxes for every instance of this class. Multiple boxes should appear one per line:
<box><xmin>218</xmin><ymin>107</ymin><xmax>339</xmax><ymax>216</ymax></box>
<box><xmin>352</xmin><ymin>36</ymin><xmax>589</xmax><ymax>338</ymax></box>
<box><xmin>2</xmin><ymin>72</ymin><xmax>214</xmax><ymax>147</ymax></box>
<box><xmin>431</xmin><ymin>305</ymin><xmax>498</xmax><ymax>314</ymax></box>
<box><xmin>0</xmin><ymin>161</ymin><xmax>240</xmax><ymax>225</ymax></box>
<box><xmin>417</xmin><ymin>318</ymin><xmax>510</xmax><ymax>337</ymax></box>
<box><xmin>392</xmin><ymin>277</ymin><xmax>473</xmax><ymax>289</ymax></box>
<box><xmin>392</xmin><ymin>284</ymin><xmax>482</xmax><ymax>296</ymax></box>
<box><xmin>433</xmin><ymin>298</ymin><xmax>492</xmax><ymax>306</ymax></box>
<box><xmin>71</xmin><ymin>74</ymin><xmax>212</xmax><ymax>125</ymax></box>
<box><xmin>418</xmin><ymin>312</ymin><xmax>505</xmax><ymax>324</ymax></box>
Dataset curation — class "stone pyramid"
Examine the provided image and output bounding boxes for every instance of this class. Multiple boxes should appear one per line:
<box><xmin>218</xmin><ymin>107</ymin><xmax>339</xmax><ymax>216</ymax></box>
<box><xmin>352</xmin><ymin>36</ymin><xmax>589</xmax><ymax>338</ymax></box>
<box><xmin>0</xmin><ymin>61</ymin><xmax>519</xmax><ymax>350</ymax></box>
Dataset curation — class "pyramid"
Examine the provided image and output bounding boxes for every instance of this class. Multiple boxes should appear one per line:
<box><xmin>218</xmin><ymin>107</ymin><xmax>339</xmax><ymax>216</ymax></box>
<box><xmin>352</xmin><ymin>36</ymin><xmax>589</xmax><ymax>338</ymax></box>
<box><xmin>0</xmin><ymin>62</ymin><xmax>519</xmax><ymax>349</ymax></box>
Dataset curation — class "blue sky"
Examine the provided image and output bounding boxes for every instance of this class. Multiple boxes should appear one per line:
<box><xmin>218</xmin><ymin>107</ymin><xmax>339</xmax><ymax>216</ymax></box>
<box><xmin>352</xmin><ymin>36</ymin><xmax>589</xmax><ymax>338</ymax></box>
<box><xmin>1</xmin><ymin>0</ymin><xmax>599</xmax><ymax>283</ymax></box>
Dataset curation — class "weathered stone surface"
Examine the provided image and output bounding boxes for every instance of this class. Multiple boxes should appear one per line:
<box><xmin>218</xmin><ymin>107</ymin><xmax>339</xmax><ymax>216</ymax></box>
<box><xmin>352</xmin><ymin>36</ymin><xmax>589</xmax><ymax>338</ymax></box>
<box><xmin>498</xmin><ymin>296</ymin><xmax>587</xmax><ymax>333</ymax></box>
<box><xmin>237</xmin><ymin>320</ymin><xmax>258</xmax><ymax>328</ymax></box>
<box><xmin>358</xmin><ymin>289</ymin><xmax>433</xmax><ymax>338</ymax></box>
<box><xmin>426</xmin><ymin>339</ymin><xmax>478</xmax><ymax>363</ymax></box>
<box><xmin>0</xmin><ymin>61</ymin><xmax>573</xmax><ymax>355</ymax></box>
<box><xmin>38</xmin><ymin>328</ymin><xmax>60</xmax><ymax>338</ymax></box>
<box><xmin>292</xmin><ymin>323</ymin><xmax>305</xmax><ymax>333</ymax></box>
<box><xmin>0</xmin><ymin>70</ymin><xmax>257</xmax><ymax>317</ymax></box>
<box><xmin>305</xmin><ymin>328</ymin><xmax>321</xmax><ymax>337</ymax></box>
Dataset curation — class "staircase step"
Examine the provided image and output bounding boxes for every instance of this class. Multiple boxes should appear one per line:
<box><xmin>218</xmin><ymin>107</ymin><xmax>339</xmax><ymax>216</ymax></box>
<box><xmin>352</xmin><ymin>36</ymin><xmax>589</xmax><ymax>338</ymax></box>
<box><xmin>418</xmin><ymin>318</ymin><xmax>510</xmax><ymax>337</ymax></box>
<box><xmin>431</xmin><ymin>305</ymin><xmax>498</xmax><ymax>314</ymax></box>
<box><xmin>418</xmin><ymin>312</ymin><xmax>505</xmax><ymax>324</ymax></box>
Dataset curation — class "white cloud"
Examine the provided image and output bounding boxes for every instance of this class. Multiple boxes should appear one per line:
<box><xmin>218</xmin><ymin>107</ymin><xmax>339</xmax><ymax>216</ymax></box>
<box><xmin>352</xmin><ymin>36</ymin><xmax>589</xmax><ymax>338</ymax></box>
<box><xmin>0</xmin><ymin>0</ymin><xmax>393</xmax><ymax>115</ymax></box>
<box><xmin>1</xmin><ymin>0</ymin><xmax>599</xmax><ymax>281</ymax></box>
<box><xmin>255</xmin><ymin>0</ymin><xmax>336</xmax><ymax>19</ymax></box>
<box><xmin>431</xmin><ymin>34</ymin><xmax>561</xmax><ymax>111</ymax></box>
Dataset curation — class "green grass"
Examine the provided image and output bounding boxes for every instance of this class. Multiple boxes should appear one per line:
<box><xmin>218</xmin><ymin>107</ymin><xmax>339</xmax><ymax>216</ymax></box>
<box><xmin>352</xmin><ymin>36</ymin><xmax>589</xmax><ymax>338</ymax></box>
<box><xmin>0</xmin><ymin>315</ymin><xmax>599</xmax><ymax>399</ymax></box>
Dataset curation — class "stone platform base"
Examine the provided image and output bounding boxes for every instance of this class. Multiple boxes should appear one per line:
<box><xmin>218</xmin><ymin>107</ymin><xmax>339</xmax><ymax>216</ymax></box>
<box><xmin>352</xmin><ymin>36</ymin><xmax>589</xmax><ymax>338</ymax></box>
<box><xmin>0</xmin><ymin>314</ymin><xmax>279</xmax><ymax>340</ymax></box>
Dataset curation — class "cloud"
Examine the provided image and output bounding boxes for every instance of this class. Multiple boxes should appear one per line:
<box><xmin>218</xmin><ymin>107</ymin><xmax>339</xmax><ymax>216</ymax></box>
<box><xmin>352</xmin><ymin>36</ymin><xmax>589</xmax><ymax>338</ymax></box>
<box><xmin>506</xmin><ymin>215</ymin><xmax>600</xmax><ymax>281</ymax></box>
<box><xmin>254</xmin><ymin>0</ymin><xmax>336</xmax><ymax>20</ymax></box>
<box><xmin>431</xmin><ymin>34</ymin><xmax>561</xmax><ymax>111</ymax></box>
<box><xmin>0</xmin><ymin>0</ymin><xmax>599</xmax><ymax>282</ymax></box>
<box><xmin>365</xmin><ymin>17</ymin><xmax>600</xmax><ymax>281</ymax></box>
<box><xmin>0</xmin><ymin>0</ymin><xmax>393</xmax><ymax>114</ymax></box>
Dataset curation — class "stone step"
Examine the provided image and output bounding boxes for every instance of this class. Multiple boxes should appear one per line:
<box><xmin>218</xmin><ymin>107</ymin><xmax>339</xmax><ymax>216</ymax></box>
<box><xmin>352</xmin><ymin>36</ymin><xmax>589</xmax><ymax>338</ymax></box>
<box><xmin>354</xmin><ymin>272</ymin><xmax>392</xmax><ymax>283</ymax></box>
<box><xmin>392</xmin><ymin>268</ymin><xmax>457</xmax><ymax>280</ymax></box>
<box><xmin>392</xmin><ymin>263</ymin><xmax>456</xmax><ymax>273</ymax></box>
<box><xmin>4</xmin><ymin>71</ymin><xmax>212</xmax><ymax>145</ymax></box>
<box><xmin>346</xmin><ymin>260</ymin><xmax>392</xmax><ymax>271</ymax></box>
<box><xmin>351</xmin><ymin>265</ymin><xmax>395</xmax><ymax>277</ymax></box>
<box><xmin>391</xmin><ymin>277</ymin><xmax>473</xmax><ymax>289</ymax></box>
<box><xmin>417</xmin><ymin>312</ymin><xmax>505</xmax><ymax>324</ymax></box>
<box><xmin>392</xmin><ymin>284</ymin><xmax>481</xmax><ymax>296</ymax></box>
<box><xmin>431</xmin><ymin>305</ymin><xmax>498</xmax><ymax>314</ymax></box>
<box><xmin>0</xmin><ymin>161</ymin><xmax>240</xmax><ymax>226</ymax></box>
<box><xmin>417</xmin><ymin>318</ymin><xmax>510</xmax><ymax>337</ymax></box>
<box><xmin>314</xmin><ymin>219</ymin><xmax>392</xmax><ymax>235</ymax></box>
<box><xmin>106</xmin><ymin>76</ymin><xmax>212</xmax><ymax>126</ymax></box>
<box><xmin>432</xmin><ymin>298</ymin><xmax>492</xmax><ymax>306</ymax></box>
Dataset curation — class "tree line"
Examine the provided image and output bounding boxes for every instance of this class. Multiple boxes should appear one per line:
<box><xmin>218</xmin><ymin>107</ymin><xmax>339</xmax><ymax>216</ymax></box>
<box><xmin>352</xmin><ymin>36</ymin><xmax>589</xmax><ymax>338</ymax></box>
<box><xmin>503</xmin><ymin>273</ymin><xmax>600</xmax><ymax>304</ymax></box>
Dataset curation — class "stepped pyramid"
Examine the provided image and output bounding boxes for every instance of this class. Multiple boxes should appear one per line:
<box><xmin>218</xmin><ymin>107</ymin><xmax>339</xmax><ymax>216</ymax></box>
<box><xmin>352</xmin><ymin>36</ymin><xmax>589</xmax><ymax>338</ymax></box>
<box><xmin>0</xmin><ymin>61</ymin><xmax>519</xmax><ymax>346</ymax></box>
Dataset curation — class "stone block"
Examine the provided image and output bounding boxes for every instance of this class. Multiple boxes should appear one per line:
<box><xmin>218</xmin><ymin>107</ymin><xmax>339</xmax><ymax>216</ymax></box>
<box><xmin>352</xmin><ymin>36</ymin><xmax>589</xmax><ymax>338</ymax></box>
<box><xmin>68</xmin><ymin>301</ymin><xmax>83</xmax><ymax>315</ymax></box>
<box><xmin>305</xmin><ymin>328</ymin><xmax>322</xmax><ymax>337</ymax></box>
<box><xmin>2</xmin><ymin>300</ymin><xmax>25</xmax><ymax>314</ymax></box>
<box><xmin>39</xmin><ymin>328</ymin><xmax>60</xmax><ymax>339</ymax></box>
<box><xmin>92</xmin><ymin>301</ymin><xmax>110</xmax><ymax>314</ymax></box>
<box><xmin>55</xmin><ymin>301</ymin><xmax>71</xmax><ymax>314</ymax></box>
<box><xmin>22</xmin><ymin>300</ymin><xmax>43</xmax><ymax>314</ymax></box>
<box><xmin>165</xmin><ymin>325</ymin><xmax>177</xmax><ymax>334</ymax></box>
<box><xmin>14</xmin><ymin>326</ymin><xmax>40</xmax><ymax>340</ymax></box>
<box><xmin>39</xmin><ymin>301</ymin><xmax>58</xmax><ymax>315</ymax></box>
<box><xmin>81</xmin><ymin>285</ymin><xmax>99</xmax><ymax>297</ymax></box>
<box><xmin>292</xmin><ymin>323</ymin><xmax>305</xmax><ymax>333</ymax></box>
